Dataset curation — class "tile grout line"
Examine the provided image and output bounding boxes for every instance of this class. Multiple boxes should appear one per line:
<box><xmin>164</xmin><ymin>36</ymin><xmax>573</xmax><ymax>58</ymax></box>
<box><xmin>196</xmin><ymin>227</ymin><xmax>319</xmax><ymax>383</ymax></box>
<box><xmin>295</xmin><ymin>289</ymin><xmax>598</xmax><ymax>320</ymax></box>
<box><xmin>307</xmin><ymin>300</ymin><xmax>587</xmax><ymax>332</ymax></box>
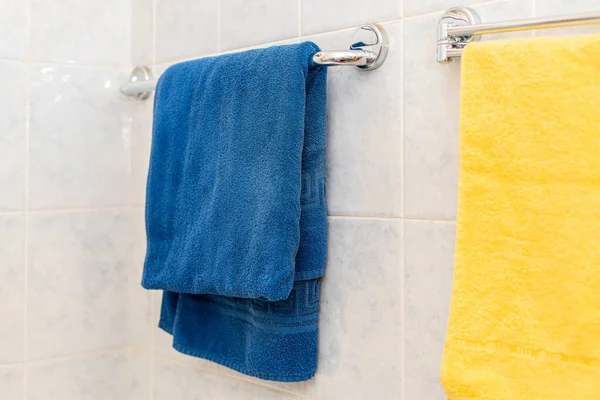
<box><xmin>153</xmin><ymin>354</ymin><xmax>305</xmax><ymax>398</ymax></box>
<box><xmin>0</xmin><ymin>210</ymin><xmax>455</xmax><ymax>223</ymax></box>
<box><xmin>0</xmin><ymin>57</ymin><xmax>135</xmax><ymax>71</ymax></box>
<box><xmin>23</xmin><ymin>0</ymin><xmax>32</xmax><ymax>394</ymax></box>
<box><xmin>399</xmin><ymin>14</ymin><xmax>406</xmax><ymax>400</ymax></box>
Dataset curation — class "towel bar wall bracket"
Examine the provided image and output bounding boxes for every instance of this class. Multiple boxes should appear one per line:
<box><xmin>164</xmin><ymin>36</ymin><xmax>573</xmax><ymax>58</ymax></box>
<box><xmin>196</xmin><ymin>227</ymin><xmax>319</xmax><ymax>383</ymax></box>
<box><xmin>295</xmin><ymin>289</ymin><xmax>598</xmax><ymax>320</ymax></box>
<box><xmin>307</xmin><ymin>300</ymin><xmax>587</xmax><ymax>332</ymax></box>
<box><xmin>437</xmin><ymin>7</ymin><xmax>481</xmax><ymax>64</ymax></box>
<box><xmin>120</xmin><ymin>23</ymin><xmax>389</xmax><ymax>99</ymax></box>
<box><xmin>437</xmin><ymin>7</ymin><xmax>600</xmax><ymax>63</ymax></box>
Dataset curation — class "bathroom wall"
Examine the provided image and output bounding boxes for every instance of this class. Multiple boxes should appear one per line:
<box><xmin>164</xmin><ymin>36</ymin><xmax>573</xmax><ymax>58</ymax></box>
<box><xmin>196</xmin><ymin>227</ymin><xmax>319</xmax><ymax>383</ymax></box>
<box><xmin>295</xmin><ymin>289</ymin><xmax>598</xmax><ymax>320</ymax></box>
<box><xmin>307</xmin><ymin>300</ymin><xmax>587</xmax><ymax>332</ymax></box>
<box><xmin>128</xmin><ymin>0</ymin><xmax>600</xmax><ymax>399</ymax></box>
<box><xmin>0</xmin><ymin>0</ymin><xmax>139</xmax><ymax>399</ymax></box>
<box><xmin>0</xmin><ymin>0</ymin><xmax>594</xmax><ymax>399</ymax></box>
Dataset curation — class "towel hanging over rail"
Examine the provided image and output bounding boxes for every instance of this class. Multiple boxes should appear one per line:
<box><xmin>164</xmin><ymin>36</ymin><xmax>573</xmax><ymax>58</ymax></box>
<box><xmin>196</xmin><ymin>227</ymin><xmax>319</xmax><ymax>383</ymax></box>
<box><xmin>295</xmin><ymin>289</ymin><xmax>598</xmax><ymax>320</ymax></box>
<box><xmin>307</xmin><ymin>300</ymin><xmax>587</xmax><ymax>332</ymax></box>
<box><xmin>437</xmin><ymin>7</ymin><xmax>600</xmax><ymax>63</ymax></box>
<box><xmin>121</xmin><ymin>23</ymin><xmax>389</xmax><ymax>99</ymax></box>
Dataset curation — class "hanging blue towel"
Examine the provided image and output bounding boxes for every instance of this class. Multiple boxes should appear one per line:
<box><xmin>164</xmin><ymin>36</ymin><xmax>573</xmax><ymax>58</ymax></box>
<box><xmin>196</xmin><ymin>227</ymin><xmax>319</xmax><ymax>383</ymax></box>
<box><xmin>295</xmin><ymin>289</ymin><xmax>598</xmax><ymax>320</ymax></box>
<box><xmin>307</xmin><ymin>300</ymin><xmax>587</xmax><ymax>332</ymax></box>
<box><xmin>142</xmin><ymin>42</ymin><xmax>328</xmax><ymax>382</ymax></box>
<box><xmin>142</xmin><ymin>42</ymin><xmax>327</xmax><ymax>301</ymax></box>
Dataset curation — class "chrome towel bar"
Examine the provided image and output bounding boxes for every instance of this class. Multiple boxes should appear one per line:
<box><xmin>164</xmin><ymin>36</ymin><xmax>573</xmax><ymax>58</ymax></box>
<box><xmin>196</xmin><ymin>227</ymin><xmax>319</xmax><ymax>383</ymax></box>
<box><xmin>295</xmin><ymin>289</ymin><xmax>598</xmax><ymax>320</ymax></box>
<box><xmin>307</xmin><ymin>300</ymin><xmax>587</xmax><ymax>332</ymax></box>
<box><xmin>438</xmin><ymin>7</ymin><xmax>600</xmax><ymax>63</ymax></box>
<box><xmin>121</xmin><ymin>23</ymin><xmax>389</xmax><ymax>100</ymax></box>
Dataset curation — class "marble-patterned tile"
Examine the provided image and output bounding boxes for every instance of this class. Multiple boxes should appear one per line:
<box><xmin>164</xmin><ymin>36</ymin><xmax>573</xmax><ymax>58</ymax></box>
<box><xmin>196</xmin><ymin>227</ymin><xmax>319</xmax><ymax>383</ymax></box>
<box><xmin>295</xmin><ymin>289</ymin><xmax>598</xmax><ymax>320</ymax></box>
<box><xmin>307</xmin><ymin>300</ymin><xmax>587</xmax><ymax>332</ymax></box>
<box><xmin>536</xmin><ymin>0</ymin><xmax>600</xmax><ymax>36</ymax></box>
<box><xmin>298</xmin><ymin>217</ymin><xmax>403</xmax><ymax>400</ymax></box>
<box><xmin>29</xmin><ymin>66</ymin><xmax>132</xmax><ymax>210</ymax></box>
<box><xmin>0</xmin><ymin>215</ymin><xmax>25</xmax><ymax>364</ymax></box>
<box><xmin>155</xmin><ymin>0</ymin><xmax>218</xmax><ymax>63</ymax></box>
<box><xmin>27</xmin><ymin>211</ymin><xmax>130</xmax><ymax>359</ymax></box>
<box><xmin>129</xmin><ymin>210</ymin><xmax>152</xmax><ymax>350</ymax></box>
<box><xmin>403</xmin><ymin>0</ymin><xmax>533</xmax><ymax>219</ymax></box>
<box><xmin>536</xmin><ymin>0</ymin><xmax>600</xmax><ymax>15</ymax></box>
<box><xmin>0</xmin><ymin>0</ymin><xmax>28</xmax><ymax>60</ymax></box>
<box><xmin>404</xmin><ymin>220</ymin><xmax>456</xmax><ymax>400</ymax></box>
<box><xmin>27</xmin><ymin>353</ymin><xmax>129</xmax><ymax>400</ymax></box>
<box><xmin>307</xmin><ymin>21</ymin><xmax>402</xmax><ymax>217</ymax></box>
<box><xmin>0</xmin><ymin>365</ymin><xmax>23</xmax><ymax>400</ymax></box>
<box><xmin>221</xmin><ymin>0</ymin><xmax>299</xmax><ymax>51</ymax></box>
<box><xmin>131</xmin><ymin>95</ymin><xmax>153</xmax><ymax>207</ymax></box>
<box><xmin>153</xmin><ymin>361</ymin><xmax>297</xmax><ymax>400</ymax></box>
<box><xmin>131</xmin><ymin>0</ymin><xmax>154</xmax><ymax>66</ymax></box>
<box><xmin>30</xmin><ymin>0</ymin><xmax>130</xmax><ymax>66</ymax></box>
<box><xmin>0</xmin><ymin>62</ymin><xmax>26</xmax><ymax>211</ymax></box>
<box><xmin>128</xmin><ymin>352</ymin><xmax>151</xmax><ymax>400</ymax></box>
<box><xmin>301</xmin><ymin>0</ymin><xmax>400</xmax><ymax>35</ymax></box>
<box><xmin>404</xmin><ymin>0</ymin><xmax>489</xmax><ymax>17</ymax></box>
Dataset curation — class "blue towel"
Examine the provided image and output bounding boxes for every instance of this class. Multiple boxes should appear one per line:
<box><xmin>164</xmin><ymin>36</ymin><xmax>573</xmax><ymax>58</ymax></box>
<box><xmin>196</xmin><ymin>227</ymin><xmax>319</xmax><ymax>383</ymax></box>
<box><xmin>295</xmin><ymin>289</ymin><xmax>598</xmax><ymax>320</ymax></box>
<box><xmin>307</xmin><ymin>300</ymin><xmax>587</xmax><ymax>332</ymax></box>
<box><xmin>142</xmin><ymin>42</ymin><xmax>327</xmax><ymax>301</ymax></box>
<box><xmin>142</xmin><ymin>42</ymin><xmax>328</xmax><ymax>381</ymax></box>
<box><xmin>159</xmin><ymin>279</ymin><xmax>321</xmax><ymax>382</ymax></box>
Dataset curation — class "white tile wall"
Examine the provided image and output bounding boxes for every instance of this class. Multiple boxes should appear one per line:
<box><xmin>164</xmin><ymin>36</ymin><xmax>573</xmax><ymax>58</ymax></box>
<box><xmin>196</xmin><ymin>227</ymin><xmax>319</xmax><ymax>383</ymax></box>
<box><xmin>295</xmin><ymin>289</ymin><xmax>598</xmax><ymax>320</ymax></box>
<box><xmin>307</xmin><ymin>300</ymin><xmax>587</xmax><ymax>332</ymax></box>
<box><xmin>30</xmin><ymin>0</ymin><xmax>131</xmax><ymax>66</ymax></box>
<box><xmin>155</xmin><ymin>0</ymin><xmax>219</xmax><ymax>64</ymax></box>
<box><xmin>0</xmin><ymin>0</ymin><xmax>597</xmax><ymax>398</ymax></box>
<box><xmin>221</xmin><ymin>0</ymin><xmax>299</xmax><ymax>51</ymax></box>
<box><xmin>0</xmin><ymin>63</ymin><xmax>27</xmax><ymax>211</ymax></box>
<box><xmin>308</xmin><ymin>22</ymin><xmax>403</xmax><ymax>217</ymax></box>
<box><xmin>0</xmin><ymin>215</ymin><xmax>25</xmax><ymax>364</ymax></box>
<box><xmin>131</xmin><ymin>0</ymin><xmax>154</xmax><ymax>66</ymax></box>
<box><xmin>153</xmin><ymin>361</ymin><xmax>298</xmax><ymax>400</ymax></box>
<box><xmin>29</xmin><ymin>66</ymin><xmax>132</xmax><ymax>210</ymax></box>
<box><xmin>0</xmin><ymin>0</ymin><xmax>28</xmax><ymax>60</ymax></box>
<box><xmin>302</xmin><ymin>0</ymin><xmax>400</xmax><ymax>35</ymax></box>
<box><xmin>0</xmin><ymin>365</ymin><xmax>24</xmax><ymax>400</ymax></box>
<box><xmin>0</xmin><ymin>1</ymin><xmax>137</xmax><ymax>399</ymax></box>
<box><xmin>403</xmin><ymin>0</ymin><xmax>489</xmax><ymax>18</ymax></box>
<box><xmin>404</xmin><ymin>220</ymin><xmax>455</xmax><ymax>400</ymax></box>
<box><xmin>27</xmin><ymin>210</ymin><xmax>131</xmax><ymax>359</ymax></box>
<box><xmin>26</xmin><ymin>353</ymin><xmax>130</xmax><ymax>400</ymax></box>
<box><xmin>301</xmin><ymin>218</ymin><xmax>403</xmax><ymax>400</ymax></box>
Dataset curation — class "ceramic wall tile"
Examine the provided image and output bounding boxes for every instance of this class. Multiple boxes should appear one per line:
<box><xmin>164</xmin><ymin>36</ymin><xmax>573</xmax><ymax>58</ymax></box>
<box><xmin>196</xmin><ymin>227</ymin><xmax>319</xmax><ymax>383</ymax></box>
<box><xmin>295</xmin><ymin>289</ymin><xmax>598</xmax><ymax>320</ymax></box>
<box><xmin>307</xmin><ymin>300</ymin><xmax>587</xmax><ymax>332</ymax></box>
<box><xmin>299</xmin><ymin>217</ymin><xmax>403</xmax><ymax>400</ymax></box>
<box><xmin>30</xmin><ymin>0</ymin><xmax>130</xmax><ymax>66</ymax></box>
<box><xmin>221</xmin><ymin>0</ymin><xmax>299</xmax><ymax>51</ymax></box>
<box><xmin>155</xmin><ymin>0</ymin><xmax>218</xmax><ymax>63</ymax></box>
<box><xmin>27</xmin><ymin>353</ymin><xmax>129</xmax><ymax>400</ymax></box>
<box><xmin>404</xmin><ymin>0</ymin><xmax>489</xmax><ymax>17</ymax></box>
<box><xmin>0</xmin><ymin>215</ymin><xmax>25</xmax><ymax>364</ymax></box>
<box><xmin>0</xmin><ymin>62</ymin><xmax>26</xmax><ymax>211</ymax></box>
<box><xmin>0</xmin><ymin>0</ymin><xmax>28</xmax><ymax>60</ymax></box>
<box><xmin>29</xmin><ymin>66</ymin><xmax>132</xmax><ymax>210</ymax></box>
<box><xmin>307</xmin><ymin>21</ymin><xmax>402</xmax><ymax>217</ymax></box>
<box><xmin>131</xmin><ymin>96</ymin><xmax>153</xmax><ymax>207</ymax></box>
<box><xmin>301</xmin><ymin>0</ymin><xmax>400</xmax><ymax>35</ymax></box>
<box><xmin>153</xmin><ymin>361</ymin><xmax>297</xmax><ymax>400</ymax></box>
<box><xmin>127</xmin><ymin>352</ymin><xmax>151</xmax><ymax>400</ymax></box>
<box><xmin>0</xmin><ymin>365</ymin><xmax>23</xmax><ymax>400</ymax></box>
<box><xmin>131</xmin><ymin>0</ymin><xmax>154</xmax><ymax>66</ymax></box>
<box><xmin>128</xmin><ymin>210</ymin><xmax>152</xmax><ymax>350</ymax></box>
<box><xmin>27</xmin><ymin>211</ymin><xmax>130</xmax><ymax>359</ymax></box>
<box><xmin>536</xmin><ymin>0</ymin><xmax>600</xmax><ymax>36</ymax></box>
<box><xmin>404</xmin><ymin>220</ymin><xmax>456</xmax><ymax>400</ymax></box>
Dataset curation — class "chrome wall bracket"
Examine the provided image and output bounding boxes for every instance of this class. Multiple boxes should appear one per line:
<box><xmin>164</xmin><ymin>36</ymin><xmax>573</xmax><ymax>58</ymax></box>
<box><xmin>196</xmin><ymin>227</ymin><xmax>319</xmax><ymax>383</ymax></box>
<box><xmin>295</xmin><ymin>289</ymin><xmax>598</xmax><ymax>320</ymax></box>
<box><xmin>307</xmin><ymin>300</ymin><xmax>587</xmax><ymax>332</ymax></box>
<box><xmin>122</xmin><ymin>66</ymin><xmax>155</xmax><ymax>100</ymax></box>
<box><xmin>313</xmin><ymin>23</ymin><xmax>389</xmax><ymax>70</ymax></box>
<box><xmin>437</xmin><ymin>7</ymin><xmax>481</xmax><ymax>63</ymax></box>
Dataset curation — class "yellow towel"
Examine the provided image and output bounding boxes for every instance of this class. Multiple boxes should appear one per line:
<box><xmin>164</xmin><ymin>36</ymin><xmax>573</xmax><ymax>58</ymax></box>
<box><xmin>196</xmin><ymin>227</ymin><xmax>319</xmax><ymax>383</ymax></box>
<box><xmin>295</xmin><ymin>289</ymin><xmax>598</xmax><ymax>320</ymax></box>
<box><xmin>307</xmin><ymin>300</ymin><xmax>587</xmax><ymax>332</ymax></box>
<box><xmin>441</xmin><ymin>34</ymin><xmax>600</xmax><ymax>400</ymax></box>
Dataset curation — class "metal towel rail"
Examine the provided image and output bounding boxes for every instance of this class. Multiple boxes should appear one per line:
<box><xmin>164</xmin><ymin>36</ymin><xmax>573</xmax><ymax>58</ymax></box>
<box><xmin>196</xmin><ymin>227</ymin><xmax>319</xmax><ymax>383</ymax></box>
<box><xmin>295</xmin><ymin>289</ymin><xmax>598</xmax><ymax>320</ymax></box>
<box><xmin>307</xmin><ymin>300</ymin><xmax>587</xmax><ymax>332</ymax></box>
<box><xmin>121</xmin><ymin>23</ymin><xmax>389</xmax><ymax>100</ymax></box>
<box><xmin>438</xmin><ymin>7</ymin><xmax>600</xmax><ymax>63</ymax></box>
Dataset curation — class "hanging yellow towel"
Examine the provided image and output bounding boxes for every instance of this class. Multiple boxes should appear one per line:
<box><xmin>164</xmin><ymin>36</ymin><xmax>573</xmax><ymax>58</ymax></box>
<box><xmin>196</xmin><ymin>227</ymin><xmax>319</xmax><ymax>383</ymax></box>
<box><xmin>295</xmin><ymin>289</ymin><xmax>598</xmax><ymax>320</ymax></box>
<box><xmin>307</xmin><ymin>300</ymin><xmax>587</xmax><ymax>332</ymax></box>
<box><xmin>441</xmin><ymin>34</ymin><xmax>600</xmax><ymax>400</ymax></box>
